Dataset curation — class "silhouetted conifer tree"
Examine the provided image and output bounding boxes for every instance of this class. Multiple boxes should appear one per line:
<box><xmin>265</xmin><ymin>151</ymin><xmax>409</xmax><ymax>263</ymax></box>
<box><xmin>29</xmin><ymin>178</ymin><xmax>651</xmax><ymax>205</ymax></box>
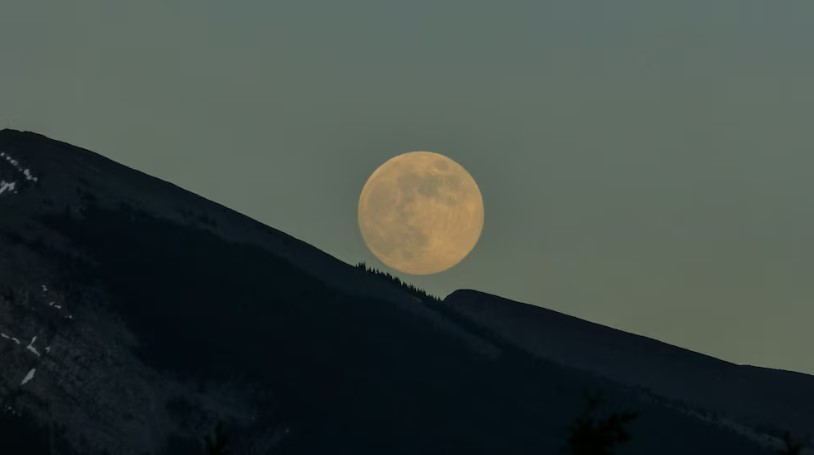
<box><xmin>355</xmin><ymin>262</ymin><xmax>441</xmax><ymax>302</ymax></box>
<box><xmin>778</xmin><ymin>432</ymin><xmax>804</xmax><ymax>455</ymax></box>
<box><xmin>566</xmin><ymin>392</ymin><xmax>638</xmax><ymax>455</ymax></box>
<box><xmin>204</xmin><ymin>421</ymin><xmax>229</xmax><ymax>455</ymax></box>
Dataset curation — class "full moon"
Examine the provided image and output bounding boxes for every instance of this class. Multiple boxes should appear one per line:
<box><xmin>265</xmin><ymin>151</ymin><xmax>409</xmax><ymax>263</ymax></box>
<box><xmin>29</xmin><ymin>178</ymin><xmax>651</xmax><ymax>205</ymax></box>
<box><xmin>358</xmin><ymin>151</ymin><xmax>484</xmax><ymax>275</ymax></box>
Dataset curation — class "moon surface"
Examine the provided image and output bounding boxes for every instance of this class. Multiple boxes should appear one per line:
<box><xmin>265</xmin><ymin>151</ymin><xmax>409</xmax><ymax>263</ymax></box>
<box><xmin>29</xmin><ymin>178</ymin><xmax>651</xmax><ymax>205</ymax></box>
<box><xmin>358</xmin><ymin>151</ymin><xmax>484</xmax><ymax>275</ymax></box>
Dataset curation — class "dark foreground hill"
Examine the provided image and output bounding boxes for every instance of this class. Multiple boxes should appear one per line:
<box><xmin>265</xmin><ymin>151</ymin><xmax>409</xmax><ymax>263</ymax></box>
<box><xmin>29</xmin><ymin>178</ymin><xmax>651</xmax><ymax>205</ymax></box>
<box><xmin>0</xmin><ymin>129</ymin><xmax>803</xmax><ymax>454</ymax></box>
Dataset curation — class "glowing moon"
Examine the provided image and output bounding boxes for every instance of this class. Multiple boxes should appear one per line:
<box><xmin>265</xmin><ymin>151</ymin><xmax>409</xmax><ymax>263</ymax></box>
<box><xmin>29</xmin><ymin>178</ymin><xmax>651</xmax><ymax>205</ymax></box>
<box><xmin>358</xmin><ymin>151</ymin><xmax>484</xmax><ymax>275</ymax></box>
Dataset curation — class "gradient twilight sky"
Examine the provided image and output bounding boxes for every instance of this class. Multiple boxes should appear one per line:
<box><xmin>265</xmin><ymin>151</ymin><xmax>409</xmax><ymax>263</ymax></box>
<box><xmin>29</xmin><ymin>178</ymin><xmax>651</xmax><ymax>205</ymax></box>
<box><xmin>2</xmin><ymin>1</ymin><xmax>813</xmax><ymax>374</ymax></box>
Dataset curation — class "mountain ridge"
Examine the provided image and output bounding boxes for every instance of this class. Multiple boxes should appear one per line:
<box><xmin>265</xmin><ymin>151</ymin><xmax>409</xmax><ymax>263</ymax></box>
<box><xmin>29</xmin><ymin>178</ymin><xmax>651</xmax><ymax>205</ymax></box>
<box><xmin>442</xmin><ymin>289</ymin><xmax>814</xmax><ymax>442</ymax></box>
<box><xmin>0</xmin><ymin>129</ymin><xmax>804</xmax><ymax>454</ymax></box>
<box><xmin>0</xmin><ymin>129</ymin><xmax>498</xmax><ymax>355</ymax></box>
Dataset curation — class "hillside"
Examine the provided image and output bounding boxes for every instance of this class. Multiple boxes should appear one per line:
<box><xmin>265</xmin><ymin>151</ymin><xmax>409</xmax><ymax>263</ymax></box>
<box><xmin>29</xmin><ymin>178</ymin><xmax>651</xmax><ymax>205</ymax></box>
<box><xmin>0</xmin><ymin>129</ymin><xmax>790</xmax><ymax>454</ymax></box>
<box><xmin>443</xmin><ymin>289</ymin><xmax>814</xmax><ymax>443</ymax></box>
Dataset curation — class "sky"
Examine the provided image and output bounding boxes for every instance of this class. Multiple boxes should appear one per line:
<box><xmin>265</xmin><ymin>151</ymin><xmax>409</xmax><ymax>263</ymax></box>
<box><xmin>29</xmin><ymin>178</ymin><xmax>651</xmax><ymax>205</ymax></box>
<box><xmin>2</xmin><ymin>0</ymin><xmax>813</xmax><ymax>374</ymax></box>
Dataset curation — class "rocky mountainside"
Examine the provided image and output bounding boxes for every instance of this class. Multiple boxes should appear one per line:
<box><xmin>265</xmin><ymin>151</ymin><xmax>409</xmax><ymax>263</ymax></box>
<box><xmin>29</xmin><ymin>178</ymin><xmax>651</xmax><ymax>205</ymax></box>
<box><xmin>0</xmin><ymin>129</ymin><xmax>800</xmax><ymax>454</ymax></box>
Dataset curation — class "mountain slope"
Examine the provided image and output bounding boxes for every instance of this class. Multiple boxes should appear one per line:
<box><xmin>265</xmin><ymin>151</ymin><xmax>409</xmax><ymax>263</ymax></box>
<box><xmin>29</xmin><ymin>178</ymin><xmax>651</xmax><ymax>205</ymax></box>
<box><xmin>0</xmin><ymin>129</ymin><xmax>783</xmax><ymax>454</ymax></box>
<box><xmin>443</xmin><ymin>289</ymin><xmax>814</xmax><ymax>443</ymax></box>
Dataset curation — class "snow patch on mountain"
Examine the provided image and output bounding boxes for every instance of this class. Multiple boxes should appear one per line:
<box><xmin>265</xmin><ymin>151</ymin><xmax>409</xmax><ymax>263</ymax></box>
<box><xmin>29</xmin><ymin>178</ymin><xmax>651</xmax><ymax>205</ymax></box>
<box><xmin>26</xmin><ymin>336</ymin><xmax>41</xmax><ymax>357</ymax></box>
<box><xmin>0</xmin><ymin>151</ymin><xmax>38</xmax><ymax>182</ymax></box>
<box><xmin>0</xmin><ymin>180</ymin><xmax>16</xmax><ymax>195</ymax></box>
<box><xmin>20</xmin><ymin>368</ymin><xmax>36</xmax><ymax>386</ymax></box>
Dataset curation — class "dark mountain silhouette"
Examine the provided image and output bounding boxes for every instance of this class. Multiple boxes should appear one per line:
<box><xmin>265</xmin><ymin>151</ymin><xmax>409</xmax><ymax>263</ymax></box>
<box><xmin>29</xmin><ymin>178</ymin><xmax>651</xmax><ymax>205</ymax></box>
<box><xmin>0</xmin><ymin>129</ymin><xmax>808</xmax><ymax>454</ymax></box>
<box><xmin>442</xmin><ymin>290</ymin><xmax>814</xmax><ymax>444</ymax></box>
